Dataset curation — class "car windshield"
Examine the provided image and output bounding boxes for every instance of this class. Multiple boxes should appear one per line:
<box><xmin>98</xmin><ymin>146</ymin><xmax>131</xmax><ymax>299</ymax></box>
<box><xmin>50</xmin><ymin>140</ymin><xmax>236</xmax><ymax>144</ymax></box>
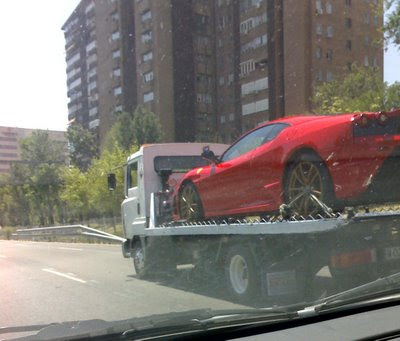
<box><xmin>1</xmin><ymin>0</ymin><xmax>400</xmax><ymax>340</ymax></box>
<box><xmin>221</xmin><ymin>123</ymin><xmax>289</xmax><ymax>161</ymax></box>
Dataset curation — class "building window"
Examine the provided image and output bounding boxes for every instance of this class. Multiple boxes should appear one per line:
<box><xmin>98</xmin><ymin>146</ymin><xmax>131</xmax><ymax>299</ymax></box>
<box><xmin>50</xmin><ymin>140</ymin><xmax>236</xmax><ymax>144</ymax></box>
<box><xmin>113</xmin><ymin>68</ymin><xmax>121</xmax><ymax>77</ymax></box>
<box><xmin>364</xmin><ymin>35</ymin><xmax>370</xmax><ymax>46</ymax></box>
<box><xmin>316</xmin><ymin>70</ymin><xmax>323</xmax><ymax>81</ymax></box>
<box><xmin>141</xmin><ymin>30</ymin><xmax>152</xmax><ymax>44</ymax></box>
<box><xmin>89</xmin><ymin>119</ymin><xmax>100</xmax><ymax>129</ymax></box>
<box><xmin>112</xmin><ymin>49</ymin><xmax>121</xmax><ymax>59</ymax></box>
<box><xmin>88</xmin><ymin>81</ymin><xmax>97</xmax><ymax>92</ymax></box>
<box><xmin>242</xmin><ymin>98</ymin><xmax>269</xmax><ymax>116</ymax></box>
<box><xmin>87</xmin><ymin>67</ymin><xmax>97</xmax><ymax>79</ymax></box>
<box><xmin>111</xmin><ymin>12</ymin><xmax>119</xmax><ymax>21</ymax></box>
<box><xmin>316</xmin><ymin>0</ymin><xmax>323</xmax><ymax>14</ymax></box>
<box><xmin>143</xmin><ymin>71</ymin><xmax>154</xmax><ymax>83</ymax></box>
<box><xmin>144</xmin><ymin>91</ymin><xmax>154</xmax><ymax>103</ymax></box>
<box><xmin>240</xmin><ymin>34</ymin><xmax>267</xmax><ymax>54</ymax></box>
<box><xmin>345</xmin><ymin>0</ymin><xmax>351</xmax><ymax>6</ymax></box>
<box><xmin>316</xmin><ymin>23</ymin><xmax>323</xmax><ymax>35</ymax></box>
<box><xmin>374</xmin><ymin>16</ymin><xmax>379</xmax><ymax>28</ymax></box>
<box><xmin>86</xmin><ymin>40</ymin><xmax>96</xmax><ymax>53</ymax></box>
<box><xmin>345</xmin><ymin>18</ymin><xmax>352</xmax><ymax>29</ymax></box>
<box><xmin>219</xmin><ymin>76</ymin><xmax>225</xmax><ymax>86</ymax></box>
<box><xmin>326</xmin><ymin>71</ymin><xmax>333</xmax><ymax>81</ymax></box>
<box><xmin>85</xmin><ymin>2</ymin><xmax>94</xmax><ymax>14</ymax></box>
<box><xmin>346</xmin><ymin>40</ymin><xmax>352</xmax><ymax>50</ymax></box>
<box><xmin>141</xmin><ymin>10</ymin><xmax>152</xmax><ymax>22</ymax></box>
<box><xmin>316</xmin><ymin>46</ymin><xmax>322</xmax><ymax>59</ymax></box>
<box><xmin>142</xmin><ymin>51</ymin><xmax>153</xmax><ymax>62</ymax></box>
<box><xmin>228</xmin><ymin>73</ymin><xmax>234</xmax><ymax>84</ymax></box>
<box><xmin>364</xmin><ymin>13</ymin><xmax>370</xmax><ymax>25</ymax></box>
<box><xmin>114</xmin><ymin>105</ymin><xmax>123</xmax><ymax>112</ymax></box>
<box><xmin>373</xmin><ymin>56</ymin><xmax>379</xmax><ymax>67</ymax></box>
<box><xmin>111</xmin><ymin>31</ymin><xmax>120</xmax><ymax>41</ymax></box>
<box><xmin>241</xmin><ymin>77</ymin><xmax>268</xmax><ymax>96</ymax></box>
<box><xmin>326</xmin><ymin>2</ymin><xmax>333</xmax><ymax>14</ymax></box>
<box><xmin>66</xmin><ymin>52</ymin><xmax>80</xmax><ymax>68</ymax></box>
<box><xmin>364</xmin><ymin>55</ymin><xmax>369</xmax><ymax>67</ymax></box>
<box><xmin>68</xmin><ymin>77</ymin><xmax>82</xmax><ymax>91</ymax></box>
<box><xmin>326</xmin><ymin>49</ymin><xmax>333</xmax><ymax>61</ymax></box>
<box><xmin>229</xmin><ymin>113</ymin><xmax>235</xmax><ymax>121</ymax></box>
<box><xmin>220</xmin><ymin>115</ymin><xmax>226</xmax><ymax>124</ymax></box>
<box><xmin>326</xmin><ymin>25</ymin><xmax>333</xmax><ymax>37</ymax></box>
<box><xmin>114</xmin><ymin>87</ymin><xmax>122</xmax><ymax>96</ymax></box>
<box><xmin>89</xmin><ymin>107</ymin><xmax>98</xmax><ymax>117</ymax></box>
<box><xmin>240</xmin><ymin>59</ymin><xmax>255</xmax><ymax>76</ymax></box>
<box><xmin>196</xmin><ymin>93</ymin><xmax>212</xmax><ymax>104</ymax></box>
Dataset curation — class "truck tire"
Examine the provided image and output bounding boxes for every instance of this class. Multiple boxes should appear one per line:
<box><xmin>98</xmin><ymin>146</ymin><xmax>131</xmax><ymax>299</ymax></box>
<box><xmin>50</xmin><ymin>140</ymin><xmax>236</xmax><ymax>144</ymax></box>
<box><xmin>225</xmin><ymin>245</ymin><xmax>260</xmax><ymax>303</ymax></box>
<box><xmin>133</xmin><ymin>241</ymin><xmax>152</xmax><ymax>279</ymax></box>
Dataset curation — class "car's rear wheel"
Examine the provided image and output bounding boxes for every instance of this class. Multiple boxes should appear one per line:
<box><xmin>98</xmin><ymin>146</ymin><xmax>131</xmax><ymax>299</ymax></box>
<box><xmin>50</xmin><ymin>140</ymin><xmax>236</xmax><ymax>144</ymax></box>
<box><xmin>179</xmin><ymin>182</ymin><xmax>204</xmax><ymax>221</ymax></box>
<box><xmin>284</xmin><ymin>152</ymin><xmax>334</xmax><ymax>216</ymax></box>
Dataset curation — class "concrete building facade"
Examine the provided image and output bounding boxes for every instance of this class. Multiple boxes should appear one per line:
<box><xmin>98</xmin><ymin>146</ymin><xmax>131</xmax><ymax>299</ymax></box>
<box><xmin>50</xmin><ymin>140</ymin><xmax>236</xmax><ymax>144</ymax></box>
<box><xmin>0</xmin><ymin>127</ymin><xmax>67</xmax><ymax>176</ymax></box>
<box><xmin>63</xmin><ymin>0</ymin><xmax>383</xmax><ymax>145</ymax></box>
<box><xmin>62</xmin><ymin>0</ymin><xmax>136</xmax><ymax>146</ymax></box>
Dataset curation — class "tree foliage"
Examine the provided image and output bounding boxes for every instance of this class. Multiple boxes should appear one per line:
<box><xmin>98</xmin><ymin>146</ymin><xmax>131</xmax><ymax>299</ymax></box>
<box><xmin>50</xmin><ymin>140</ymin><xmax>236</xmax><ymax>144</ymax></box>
<box><xmin>109</xmin><ymin>106</ymin><xmax>163</xmax><ymax>151</ymax></box>
<box><xmin>67</xmin><ymin>123</ymin><xmax>98</xmax><ymax>171</ymax></box>
<box><xmin>313</xmin><ymin>65</ymin><xmax>400</xmax><ymax>114</ymax></box>
<box><xmin>384</xmin><ymin>0</ymin><xmax>400</xmax><ymax>48</ymax></box>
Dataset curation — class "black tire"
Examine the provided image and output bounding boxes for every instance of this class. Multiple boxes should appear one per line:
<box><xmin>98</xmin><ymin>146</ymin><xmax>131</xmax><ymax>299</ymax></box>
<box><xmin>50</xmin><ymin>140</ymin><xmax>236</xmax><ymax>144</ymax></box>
<box><xmin>225</xmin><ymin>245</ymin><xmax>260</xmax><ymax>303</ymax></box>
<box><xmin>178</xmin><ymin>182</ymin><xmax>204</xmax><ymax>221</ymax></box>
<box><xmin>132</xmin><ymin>241</ymin><xmax>152</xmax><ymax>279</ymax></box>
<box><xmin>284</xmin><ymin>152</ymin><xmax>335</xmax><ymax>216</ymax></box>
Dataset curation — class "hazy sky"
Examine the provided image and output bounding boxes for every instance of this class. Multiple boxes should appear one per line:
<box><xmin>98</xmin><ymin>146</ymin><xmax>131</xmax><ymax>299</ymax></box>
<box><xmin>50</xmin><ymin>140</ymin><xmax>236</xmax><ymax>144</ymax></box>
<box><xmin>0</xmin><ymin>1</ymin><xmax>399</xmax><ymax>132</ymax></box>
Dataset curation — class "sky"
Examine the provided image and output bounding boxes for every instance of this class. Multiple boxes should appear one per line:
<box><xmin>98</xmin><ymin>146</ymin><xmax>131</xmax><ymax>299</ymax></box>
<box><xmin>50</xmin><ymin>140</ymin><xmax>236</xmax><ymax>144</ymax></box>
<box><xmin>0</xmin><ymin>1</ymin><xmax>399</xmax><ymax>132</ymax></box>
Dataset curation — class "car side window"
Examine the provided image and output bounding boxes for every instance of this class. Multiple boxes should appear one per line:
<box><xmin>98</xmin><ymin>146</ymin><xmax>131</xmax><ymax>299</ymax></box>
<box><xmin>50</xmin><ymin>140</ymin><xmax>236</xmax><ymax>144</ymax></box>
<box><xmin>221</xmin><ymin>123</ymin><xmax>289</xmax><ymax>162</ymax></box>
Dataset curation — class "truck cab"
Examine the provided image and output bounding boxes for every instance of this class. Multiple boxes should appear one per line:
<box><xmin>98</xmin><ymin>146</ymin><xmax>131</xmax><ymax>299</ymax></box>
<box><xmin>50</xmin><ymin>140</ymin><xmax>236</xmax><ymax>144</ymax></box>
<box><xmin>121</xmin><ymin>143</ymin><xmax>228</xmax><ymax>247</ymax></box>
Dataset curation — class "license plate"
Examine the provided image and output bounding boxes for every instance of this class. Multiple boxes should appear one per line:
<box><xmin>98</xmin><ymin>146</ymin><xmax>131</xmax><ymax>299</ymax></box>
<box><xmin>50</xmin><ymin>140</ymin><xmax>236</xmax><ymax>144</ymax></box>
<box><xmin>384</xmin><ymin>246</ymin><xmax>400</xmax><ymax>260</ymax></box>
<box><xmin>266</xmin><ymin>270</ymin><xmax>297</xmax><ymax>296</ymax></box>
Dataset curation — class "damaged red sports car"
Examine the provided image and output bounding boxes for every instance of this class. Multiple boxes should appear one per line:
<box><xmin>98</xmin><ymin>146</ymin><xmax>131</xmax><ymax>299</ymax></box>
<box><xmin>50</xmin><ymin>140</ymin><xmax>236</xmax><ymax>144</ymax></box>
<box><xmin>173</xmin><ymin>109</ymin><xmax>400</xmax><ymax>221</ymax></box>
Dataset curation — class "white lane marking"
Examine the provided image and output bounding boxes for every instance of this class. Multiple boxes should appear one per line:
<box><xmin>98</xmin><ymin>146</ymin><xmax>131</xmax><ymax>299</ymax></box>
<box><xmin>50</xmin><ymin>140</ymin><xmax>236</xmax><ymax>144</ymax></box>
<box><xmin>57</xmin><ymin>247</ymin><xmax>83</xmax><ymax>251</ymax></box>
<box><xmin>0</xmin><ymin>255</ymin><xmax>7</xmax><ymax>258</ymax></box>
<box><xmin>42</xmin><ymin>268</ymin><xmax>87</xmax><ymax>283</ymax></box>
<box><xmin>15</xmin><ymin>243</ymin><xmax>29</xmax><ymax>246</ymax></box>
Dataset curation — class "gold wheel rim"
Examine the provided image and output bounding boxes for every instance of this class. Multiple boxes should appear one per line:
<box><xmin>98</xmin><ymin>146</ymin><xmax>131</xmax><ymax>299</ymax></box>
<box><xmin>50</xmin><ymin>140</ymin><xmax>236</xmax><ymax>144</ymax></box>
<box><xmin>179</xmin><ymin>185</ymin><xmax>199</xmax><ymax>220</ymax></box>
<box><xmin>288</xmin><ymin>161</ymin><xmax>323</xmax><ymax>216</ymax></box>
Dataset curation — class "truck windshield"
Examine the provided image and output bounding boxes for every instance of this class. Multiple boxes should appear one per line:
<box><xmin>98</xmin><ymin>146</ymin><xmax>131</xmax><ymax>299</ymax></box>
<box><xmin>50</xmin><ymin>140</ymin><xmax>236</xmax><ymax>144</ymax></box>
<box><xmin>154</xmin><ymin>156</ymin><xmax>211</xmax><ymax>173</ymax></box>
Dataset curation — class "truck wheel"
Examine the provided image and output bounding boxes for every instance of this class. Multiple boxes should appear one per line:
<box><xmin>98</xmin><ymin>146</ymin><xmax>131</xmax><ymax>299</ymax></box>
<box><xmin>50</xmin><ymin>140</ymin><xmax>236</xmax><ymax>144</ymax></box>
<box><xmin>179</xmin><ymin>182</ymin><xmax>204</xmax><ymax>221</ymax></box>
<box><xmin>133</xmin><ymin>241</ymin><xmax>151</xmax><ymax>279</ymax></box>
<box><xmin>225</xmin><ymin>245</ymin><xmax>260</xmax><ymax>302</ymax></box>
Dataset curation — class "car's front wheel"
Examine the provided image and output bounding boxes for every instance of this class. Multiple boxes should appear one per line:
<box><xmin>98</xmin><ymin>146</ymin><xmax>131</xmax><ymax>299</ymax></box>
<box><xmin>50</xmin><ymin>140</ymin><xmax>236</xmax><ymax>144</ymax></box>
<box><xmin>178</xmin><ymin>182</ymin><xmax>204</xmax><ymax>221</ymax></box>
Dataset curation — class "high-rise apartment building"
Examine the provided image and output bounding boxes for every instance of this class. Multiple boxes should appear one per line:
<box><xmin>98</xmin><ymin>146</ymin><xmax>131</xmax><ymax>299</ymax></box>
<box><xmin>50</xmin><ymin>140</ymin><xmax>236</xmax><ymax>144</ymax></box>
<box><xmin>214</xmin><ymin>0</ymin><xmax>383</xmax><ymax>142</ymax></box>
<box><xmin>133</xmin><ymin>0</ymin><xmax>217</xmax><ymax>142</ymax></box>
<box><xmin>0</xmin><ymin>127</ymin><xmax>67</xmax><ymax>176</ymax></box>
<box><xmin>63</xmin><ymin>0</ymin><xmax>383</xmax><ymax>145</ymax></box>
<box><xmin>62</xmin><ymin>0</ymin><xmax>136</xmax><ymax>146</ymax></box>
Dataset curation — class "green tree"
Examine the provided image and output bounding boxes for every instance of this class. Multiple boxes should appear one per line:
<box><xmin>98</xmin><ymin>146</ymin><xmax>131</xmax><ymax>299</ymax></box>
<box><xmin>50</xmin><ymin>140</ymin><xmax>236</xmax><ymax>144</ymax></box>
<box><xmin>109</xmin><ymin>106</ymin><xmax>163</xmax><ymax>151</ymax></box>
<box><xmin>313</xmin><ymin>66</ymin><xmax>400</xmax><ymax>114</ymax></box>
<box><xmin>67</xmin><ymin>124</ymin><xmax>98</xmax><ymax>171</ymax></box>
<box><xmin>15</xmin><ymin>131</ymin><xmax>67</xmax><ymax>226</ymax></box>
<box><xmin>384</xmin><ymin>0</ymin><xmax>400</xmax><ymax>48</ymax></box>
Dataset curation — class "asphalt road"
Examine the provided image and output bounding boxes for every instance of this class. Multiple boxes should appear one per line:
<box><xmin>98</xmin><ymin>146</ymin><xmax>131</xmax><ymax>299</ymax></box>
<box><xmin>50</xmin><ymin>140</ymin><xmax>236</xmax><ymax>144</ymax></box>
<box><xmin>0</xmin><ymin>240</ymin><xmax>248</xmax><ymax>330</ymax></box>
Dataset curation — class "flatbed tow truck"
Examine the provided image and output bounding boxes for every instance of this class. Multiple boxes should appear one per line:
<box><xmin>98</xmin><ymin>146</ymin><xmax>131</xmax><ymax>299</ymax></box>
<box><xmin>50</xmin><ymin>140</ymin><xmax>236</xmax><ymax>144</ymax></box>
<box><xmin>108</xmin><ymin>143</ymin><xmax>400</xmax><ymax>304</ymax></box>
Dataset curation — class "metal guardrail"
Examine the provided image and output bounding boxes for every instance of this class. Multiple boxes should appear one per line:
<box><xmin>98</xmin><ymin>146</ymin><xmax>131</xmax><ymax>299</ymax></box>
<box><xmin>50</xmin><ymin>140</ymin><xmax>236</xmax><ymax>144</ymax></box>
<box><xmin>13</xmin><ymin>225</ymin><xmax>126</xmax><ymax>243</ymax></box>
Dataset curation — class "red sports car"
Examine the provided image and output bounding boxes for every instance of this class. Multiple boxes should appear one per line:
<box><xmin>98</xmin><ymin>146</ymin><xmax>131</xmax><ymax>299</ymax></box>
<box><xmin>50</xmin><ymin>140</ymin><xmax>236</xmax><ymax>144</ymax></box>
<box><xmin>173</xmin><ymin>110</ymin><xmax>400</xmax><ymax>221</ymax></box>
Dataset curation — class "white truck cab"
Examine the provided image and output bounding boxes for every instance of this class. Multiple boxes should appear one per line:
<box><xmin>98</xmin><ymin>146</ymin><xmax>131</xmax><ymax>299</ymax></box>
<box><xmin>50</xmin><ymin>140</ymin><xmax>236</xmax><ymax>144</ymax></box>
<box><xmin>121</xmin><ymin>143</ymin><xmax>229</xmax><ymax>241</ymax></box>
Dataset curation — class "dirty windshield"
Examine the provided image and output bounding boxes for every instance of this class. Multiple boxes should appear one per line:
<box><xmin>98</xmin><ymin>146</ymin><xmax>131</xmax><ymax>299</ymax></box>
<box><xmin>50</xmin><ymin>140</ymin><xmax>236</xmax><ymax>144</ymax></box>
<box><xmin>1</xmin><ymin>0</ymin><xmax>400</xmax><ymax>340</ymax></box>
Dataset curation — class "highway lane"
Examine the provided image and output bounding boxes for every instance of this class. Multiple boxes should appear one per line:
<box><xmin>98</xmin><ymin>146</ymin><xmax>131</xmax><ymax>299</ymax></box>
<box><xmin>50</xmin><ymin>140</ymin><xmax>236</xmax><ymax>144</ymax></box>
<box><xmin>0</xmin><ymin>240</ymin><xmax>246</xmax><ymax>329</ymax></box>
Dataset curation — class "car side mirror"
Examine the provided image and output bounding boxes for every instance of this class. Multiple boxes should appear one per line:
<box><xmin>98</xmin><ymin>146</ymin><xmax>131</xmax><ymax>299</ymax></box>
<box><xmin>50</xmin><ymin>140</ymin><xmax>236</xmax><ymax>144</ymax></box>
<box><xmin>201</xmin><ymin>146</ymin><xmax>219</xmax><ymax>164</ymax></box>
<box><xmin>107</xmin><ymin>173</ymin><xmax>116</xmax><ymax>191</ymax></box>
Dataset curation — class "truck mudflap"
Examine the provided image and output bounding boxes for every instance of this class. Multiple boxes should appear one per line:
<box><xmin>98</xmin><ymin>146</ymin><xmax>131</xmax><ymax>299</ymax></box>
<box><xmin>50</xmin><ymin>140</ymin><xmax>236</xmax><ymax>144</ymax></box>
<box><xmin>122</xmin><ymin>239</ymin><xmax>131</xmax><ymax>258</ymax></box>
